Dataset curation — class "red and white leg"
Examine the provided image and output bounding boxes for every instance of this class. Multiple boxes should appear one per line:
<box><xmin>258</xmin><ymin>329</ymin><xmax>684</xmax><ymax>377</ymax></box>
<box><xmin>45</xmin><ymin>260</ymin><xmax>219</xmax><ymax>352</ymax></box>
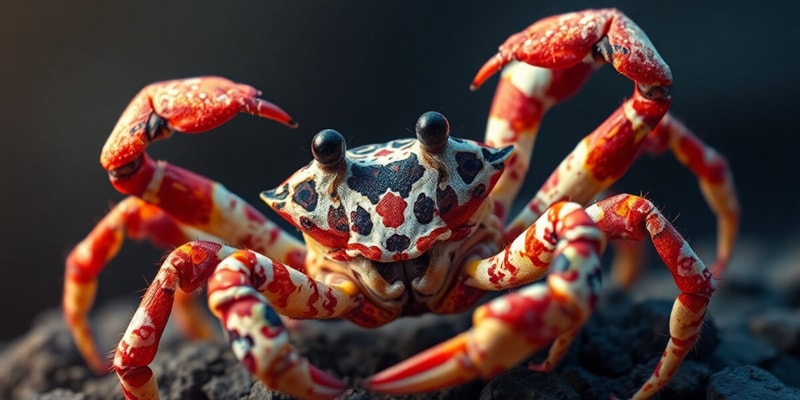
<box><xmin>364</xmin><ymin>202</ymin><xmax>606</xmax><ymax>393</ymax></box>
<box><xmin>481</xmin><ymin>61</ymin><xmax>595</xmax><ymax>221</ymax></box>
<box><xmin>114</xmin><ymin>242</ymin><xmax>358</xmax><ymax>400</ymax></box>
<box><xmin>470</xmin><ymin>9</ymin><xmax>673</xmax><ymax>239</ymax></box>
<box><xmin>64</xmin><ymin>196</ymin><xmax>218</xmax><ymax>372</ymax></box>
<box><xmin>587</xmin><ymin>194</ymin><xmax>715</xmax><ymax>399</ymax></box>
<box><xmin>475</xmin><ymin>9</ymin><xmax>736</xmax><ymax>285</ymax></box>
<box><xmin>643</xmin><ymin>114</ymin><xmax>739</xmax><ymax>276</ymax></box>
<box><xmin>98</xmin><ymin>76</ymin><xmax>304</xmax><ymax>263</ymax></box>
<box><xmin>65</xmin><ymin>77</ymin><xmax>307</xmax><ymax>371</ymax></box>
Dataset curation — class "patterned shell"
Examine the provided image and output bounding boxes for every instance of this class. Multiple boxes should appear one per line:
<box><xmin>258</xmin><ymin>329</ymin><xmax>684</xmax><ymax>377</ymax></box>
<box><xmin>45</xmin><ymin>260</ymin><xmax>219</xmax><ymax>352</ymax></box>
<box><xmin>261</xmin><ymin>135</ymin><xmax>512</xmax><ymax>262</ymax></box>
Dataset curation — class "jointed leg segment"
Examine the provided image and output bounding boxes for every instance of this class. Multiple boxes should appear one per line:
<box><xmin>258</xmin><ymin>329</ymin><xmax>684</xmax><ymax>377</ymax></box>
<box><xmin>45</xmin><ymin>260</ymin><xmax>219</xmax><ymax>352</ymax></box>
<box><xmin>115</xmin><ymin>242</ymin><xmax>358</xmax><ymax>400</ymax></box>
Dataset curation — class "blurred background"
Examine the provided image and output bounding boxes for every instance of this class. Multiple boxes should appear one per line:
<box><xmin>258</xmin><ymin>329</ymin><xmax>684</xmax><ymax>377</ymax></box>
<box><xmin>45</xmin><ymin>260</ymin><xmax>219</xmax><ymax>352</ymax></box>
<box><xmin>0</xmin><ymin>0</ymin><xmax>797</xmax><ymax>341</ymax></box>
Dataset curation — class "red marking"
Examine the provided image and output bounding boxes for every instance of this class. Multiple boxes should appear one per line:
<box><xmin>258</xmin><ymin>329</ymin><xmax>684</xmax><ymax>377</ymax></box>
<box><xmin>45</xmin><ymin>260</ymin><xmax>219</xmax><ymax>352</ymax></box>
<box><xmin>265</xmin><ymin>262</ymin><xmax>296</xmax><ymax>308</ymax></box>
<box><xmin>374</xmin><ymin>149</ymin><xmax>394</xmax><ymax>157</ymax></box>
<box><xmin>329</xmin><ymin>249</ymin><xmax>351</xmax><ymax>262</ymax></box>
<box><xmin>489</xmin><ymin>77</ymin><xmax>545</xmax><ymax>139</ymax></box>
<box><xmin>523</xmin><ymin>229</ymin><xmax>553</xmax><ymax>269</ymax></box>
<box><xmin>376</xmin><ymin>192</ymin><xmax>406</xmax><ymax>228</ymax></box>
<box><xmin>415</xmin><ymin>226</ymin><xmax>450</xmax><ymax>254</ymax></box>
<box><xmin>347</xmin><ymin>243</ymin><xmax>384</xmax><ymax>261</ymax></box>
<box><xmin>268</xmin><ymin>227</ymin><xmax>280</xmax><ymax>245</ymax></box>
<box><xmin>392</xmin><ymin>252</ymin><xmax>410</xmax><ymax>262</ymax></box>
<box><xmin>259</xmin><ymin>324</ymin><xmax>285</xmax><ymax>339</ymax></box>
<box><xmin>559</xmin><ymin>269</ymin><xmax>580</xmax><ymax>282</ymax></box>
<box><xmin>244</xmin><ymin>204</ymin><xmax>268</xmax><ymax>224</ymax></box>
<box><xmin>322</xmin><ymin>287</ymin><xmax>339</xmax><ymax>316</ymax></box>
<box><xmin>303</xmin><ymin>280</ymin><xmax>321</xmax><ymax>318</ymax></box>
<box><xmin>487</xmin><ymin>260</ymin><xmax>504</xmax><ymax>286</ymax></box>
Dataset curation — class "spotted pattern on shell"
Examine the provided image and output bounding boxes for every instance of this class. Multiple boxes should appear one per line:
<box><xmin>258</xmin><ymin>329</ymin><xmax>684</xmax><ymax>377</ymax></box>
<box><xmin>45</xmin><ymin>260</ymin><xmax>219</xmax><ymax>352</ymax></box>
<box><xmin>261</xmin><ymin>136</ymin><xmax>512</xmax><ymax>262</ymax></box>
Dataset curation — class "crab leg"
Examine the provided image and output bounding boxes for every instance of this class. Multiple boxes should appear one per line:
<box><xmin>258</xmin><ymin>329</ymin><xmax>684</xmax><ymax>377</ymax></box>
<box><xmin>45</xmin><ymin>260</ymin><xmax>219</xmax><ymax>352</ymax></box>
<box><xmin>643</xmin><ymin>114</ymin><xmax>739</xmax><ymax>276</ymax></box>
<box><xmin>100</xmin><ymin>77</ymin><xmax>303</xmax><ymax>263</ymax></box>
<box><xmin>67</xmin><ymin>77</ymin><xmax>308</xmax><ymax>371</ymax></box>
<box><xmin>114</xmin><ymin>242</ymin><xmax>357</xmax><ymax>400</ymax></box>
<box><xmin>471</xmin><ymin>9</ymin><xmax>673</xmax><ymax>237</ymax></box>
<box><xmin>586</xmin><ymin>194</ymin><xmax>715</xmax><ymax>399</ymax></box>
<box><xmin>364</xmin><ymin>202</ymin><xmax>605</xmax><ymax>393</ymax></box>
<box><xmin>481</xmin><ymin>61</ymin><xmax>595</xmax><ymax>222</ymax></box>
<box><xmin>64</xmin><ymin>196</ymin><xmax>218</xmax><ymax>372</ymax></box>
<box><xmin>474</xmin><ymin>9</ymin><xmax>737</xmax><ymax>281</ymax></box>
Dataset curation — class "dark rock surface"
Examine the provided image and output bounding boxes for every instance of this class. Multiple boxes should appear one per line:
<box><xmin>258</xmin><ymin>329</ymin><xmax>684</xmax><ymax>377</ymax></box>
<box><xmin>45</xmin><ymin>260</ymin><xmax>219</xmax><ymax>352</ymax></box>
<box><xmin>2</xmin><ymin>236</ymin><xmax>800</xmax><ymax>399</ymax></box>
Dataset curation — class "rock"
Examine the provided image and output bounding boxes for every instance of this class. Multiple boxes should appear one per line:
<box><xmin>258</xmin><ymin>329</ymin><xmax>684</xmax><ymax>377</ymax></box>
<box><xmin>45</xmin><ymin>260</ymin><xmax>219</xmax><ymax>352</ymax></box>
<box><xmin>707</xmin><ymin>366</ymin><xmax>800</xmax><ymax>399</ymax></box>
<box><xmin>749</xmin><ymin>308</ymin><xmax>800</xmax><ymax>356</ymax></box>
<box><xmin>0</xmin><ymin>293</ymin><xmax>764</xmax><ymax>400</ymax></box>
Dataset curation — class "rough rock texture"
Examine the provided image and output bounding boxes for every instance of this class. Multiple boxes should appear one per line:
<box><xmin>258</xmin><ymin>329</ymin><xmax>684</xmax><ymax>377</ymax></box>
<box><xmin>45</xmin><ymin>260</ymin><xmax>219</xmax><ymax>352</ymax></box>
<box><xmin>3</xmin><ymin>236</ymin><xmax>800</xmax><ymax>399</ymax></box>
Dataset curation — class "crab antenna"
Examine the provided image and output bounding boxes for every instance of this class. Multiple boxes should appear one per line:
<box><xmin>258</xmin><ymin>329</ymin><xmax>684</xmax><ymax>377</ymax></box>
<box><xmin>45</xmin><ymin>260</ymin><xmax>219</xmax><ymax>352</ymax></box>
<box><xmin>415</xmin><ymin>111</ymin><xmax>450</xmax><ymax>154</ymax></box>
<box><xmin>311</xmin><ymin>129</ymin><xmax>347</xmax><ymax>169</ymax></box>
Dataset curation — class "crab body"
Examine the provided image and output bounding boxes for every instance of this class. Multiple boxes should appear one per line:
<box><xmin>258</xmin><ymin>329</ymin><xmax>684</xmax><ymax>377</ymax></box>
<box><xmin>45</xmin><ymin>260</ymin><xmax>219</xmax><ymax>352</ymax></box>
<box><xmin>260</xmin><ymin>122</ymin><xmax>512</xmax><ymax>319</ymax></box>
<box><xmin>63</xmin><ymin>8</ymin><xmax>739</xmax><ymax>400</ymax></box>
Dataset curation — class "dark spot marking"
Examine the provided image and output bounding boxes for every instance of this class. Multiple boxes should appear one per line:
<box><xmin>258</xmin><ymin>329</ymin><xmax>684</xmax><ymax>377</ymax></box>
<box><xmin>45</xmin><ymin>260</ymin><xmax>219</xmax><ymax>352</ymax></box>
<box><xmin>386</xmin><ymin>234</ymin><xmax>411</xmax><ymax>252</ymax></box>
<box><xmin>470</xmin><ymin>183</ymin><xmax>486</xmax><ymax>199</ymax></box>
<box><xmin>414</xmin><ymin>193</ymin><xmax>435</xmax><ymax>224</ymax></box>
<box><xmin>436</xmin><ymin>185</ymin><xmax>458</xmax><ymax>216</ymax></box>
<box><xmin>351</xmin><ymin>206</ymin><xmax>373</xmax><ymax>235</ymax></box>
<box><xmin>327</xmin><ymin>205</ymin><xmax>349</xmax><ymax>233</ymax></box>
<box><xmin>262</xmin><ymin>184</ymin><xmax>289</xmax><ymax>201</ymax></box>
<box><xmin>347</xmin><ymin>153</ymin><xmax>425</xmax><ymax>204</ymax></box>
<box><xmin>299</xmin><ymin>216</ymin><xmax>315</xmax><ymax>230</ymax></box>
<box><xmin>551</xmin><ymin>254</ymin><xmax>569</xmax><ymax>273</ymax></box>
<box><xmin>292</xmin><ymin>180</ymin><xmax>318</xmax><ymax>211</ymax></box>
<box><xmin>455</xmin><ymin>151</ymin><xmax>482</xmax><ymax>184</ymax></box>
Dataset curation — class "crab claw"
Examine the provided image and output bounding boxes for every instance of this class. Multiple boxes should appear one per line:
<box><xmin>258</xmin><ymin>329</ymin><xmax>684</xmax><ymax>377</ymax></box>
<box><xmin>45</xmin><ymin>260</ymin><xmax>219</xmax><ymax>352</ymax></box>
<box><xmin>101</xmin><ymin>76</ymin><xmax>297</xmax><ymax>172</ymax></box>
<box><xmin>471</xmin><ymin>8</ymin><xmax>672</xmax><ymax>90</ymax></box>
<box><xmin>215</xmin><ymin>297</ymin><xmax>347</xmax><ymax>400</ymax></box>
<box><xmin>263</xmin><ymin>356</ymin><xmax>348</xmax><ymax>400</ymax></box>
<box><xmin>364</xmin><ymin>333</ymin><xmax>478</xmax><ymax>393</ymax></box>
<box><xmin>366</xmin><ymin>283</ymin><xmax>585</xmax><ymax>394</ymax></box>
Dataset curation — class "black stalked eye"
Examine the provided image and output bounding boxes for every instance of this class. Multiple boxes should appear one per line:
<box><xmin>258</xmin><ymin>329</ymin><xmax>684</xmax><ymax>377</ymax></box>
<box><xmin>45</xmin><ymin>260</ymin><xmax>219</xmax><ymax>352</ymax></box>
<box><xmin>312</xmin><ymin>129</ymin><xmax>346</xmax><ymax>168</ymax></box>
<box><xmin>146</xmin><ymin>112</ymin><xmax>171</xmax><ymax>141</ymax></box>
<box><xmin>415</xmin><ymin>111</ymin><xmax>449</xmax><ymax>153</ymax></box>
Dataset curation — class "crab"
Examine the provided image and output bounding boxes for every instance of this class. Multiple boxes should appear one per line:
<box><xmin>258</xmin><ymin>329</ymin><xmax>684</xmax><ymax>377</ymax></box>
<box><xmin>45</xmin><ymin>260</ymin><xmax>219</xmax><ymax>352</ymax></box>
<box><xmin>63</xmin><ymin>8</ymin><xmax>739</xmax><ymax>400</ymax></box>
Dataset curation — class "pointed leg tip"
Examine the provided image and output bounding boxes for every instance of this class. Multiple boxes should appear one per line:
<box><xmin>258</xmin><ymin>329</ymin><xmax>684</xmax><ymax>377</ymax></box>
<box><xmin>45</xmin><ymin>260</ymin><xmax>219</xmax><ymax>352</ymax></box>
<box><xmin>305</xmin><ymin>364</ymin><xmax>348</xmax><ymax>399</ymax></box>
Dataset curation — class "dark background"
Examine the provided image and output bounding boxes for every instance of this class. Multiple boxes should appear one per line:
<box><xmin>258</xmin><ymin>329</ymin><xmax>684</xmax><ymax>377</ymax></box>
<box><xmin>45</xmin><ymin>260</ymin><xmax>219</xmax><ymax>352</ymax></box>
<box><xmin>0</xmin><ymin>1</ymin><xmax>797</xmax><ymax>341</ymax></box>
